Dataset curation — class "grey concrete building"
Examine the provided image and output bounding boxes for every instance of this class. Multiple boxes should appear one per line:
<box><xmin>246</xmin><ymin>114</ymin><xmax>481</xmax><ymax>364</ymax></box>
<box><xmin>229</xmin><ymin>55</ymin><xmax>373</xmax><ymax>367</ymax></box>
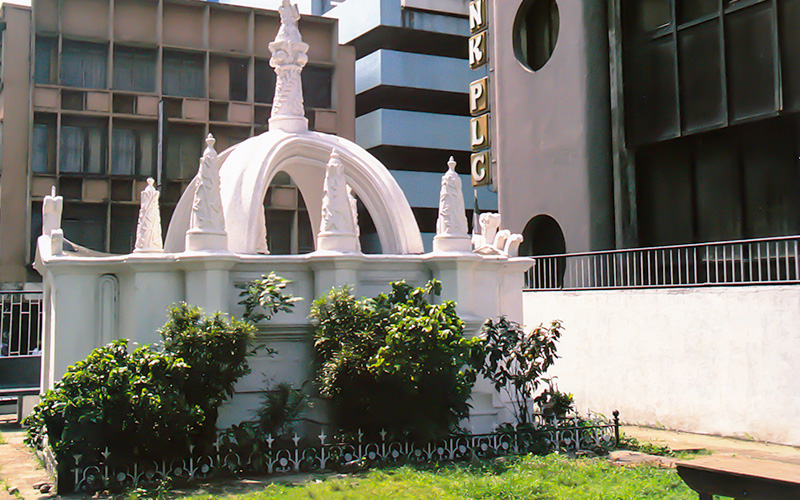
<box><xmin>0</xmin><ymin>0</ymin><xmax>355</xmax><ymax>286</ymax></box>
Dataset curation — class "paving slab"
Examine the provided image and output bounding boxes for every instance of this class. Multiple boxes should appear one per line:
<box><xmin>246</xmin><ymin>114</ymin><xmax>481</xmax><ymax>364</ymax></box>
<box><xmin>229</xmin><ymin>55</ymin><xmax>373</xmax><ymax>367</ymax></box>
<box><xmin>621</xmin><ymin>425</ymin><xmax>800</xmax><ymax>466</ymax></box>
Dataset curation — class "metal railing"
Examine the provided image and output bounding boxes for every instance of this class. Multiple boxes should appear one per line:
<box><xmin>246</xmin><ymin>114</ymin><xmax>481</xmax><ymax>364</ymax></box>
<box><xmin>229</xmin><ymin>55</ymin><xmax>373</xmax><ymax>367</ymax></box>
<box><xmin>525</xmin><ymin>236</ymin><xmax>800</xmax><ymax>290</ymax></box>
<box><xmin>0</xmin><ymin>291</ymin><xmax>44</xmax><ymax>357</ymax></box>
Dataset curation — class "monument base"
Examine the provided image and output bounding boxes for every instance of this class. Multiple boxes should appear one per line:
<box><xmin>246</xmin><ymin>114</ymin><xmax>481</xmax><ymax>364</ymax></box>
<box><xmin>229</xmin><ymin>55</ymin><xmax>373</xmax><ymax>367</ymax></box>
<box><xmin>433</xmin><ymin>234</ymin><xmax>472</xmax><ymax>253</ymax></box>
<box><xmin>185</xmin><ymin>230</ymin><xmax>229</xmax><ymax>252</ymax></box>
<box><xmin>316</xmin><ymin>231</ymin><xmax>360</xmax><ymax>253</ymax></box>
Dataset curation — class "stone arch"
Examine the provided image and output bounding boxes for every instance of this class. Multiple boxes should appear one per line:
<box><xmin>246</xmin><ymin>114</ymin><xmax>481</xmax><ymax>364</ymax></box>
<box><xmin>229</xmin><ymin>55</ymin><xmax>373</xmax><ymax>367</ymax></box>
<box><xmin>164</xmin><ymin>131</ymin><xmax>424</xmax><ymax>255</ymax></box>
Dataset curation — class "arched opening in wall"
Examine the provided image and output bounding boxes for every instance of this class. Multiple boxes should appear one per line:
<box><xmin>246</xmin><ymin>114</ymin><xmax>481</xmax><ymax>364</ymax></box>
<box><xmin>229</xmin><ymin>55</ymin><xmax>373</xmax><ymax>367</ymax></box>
<box><xmin>512</xmin><ymin>0</ymin><xmax>560</xmax><ymax>72</ymax></box>
<box><xmin>264</xmin><ymin>171</ymin><xmax>382</xmax><ymax>254</ymax></box>
<box><xmin>353</xmin><ymin>195</ymin><xmax>382</xmax><ymax>254</ymax></box>
<box><xmin>264</xmin><ymin>171</ymin><xmax>315</xmax><ymax>254</ymax></box>
<box><xmin>521</xmin><ymin>215</ymin><xmax>566</xmax><ymax>289</ymax></box>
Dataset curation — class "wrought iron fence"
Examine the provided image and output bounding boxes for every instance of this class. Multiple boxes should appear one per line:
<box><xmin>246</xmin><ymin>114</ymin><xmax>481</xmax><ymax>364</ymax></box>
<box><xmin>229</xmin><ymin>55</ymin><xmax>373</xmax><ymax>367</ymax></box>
<box><xmin>67</xmin><ymin>411</ymin><xmax>620</xmax><ymax>492</ymax></box>
<box><xmin>0</xmin><ymin>291</ymin><xmax>43</xmax><ymax>357</ymax></box>
<box><xmin>525</xmin><ymin>236</ymin><xmax>800</xmax><ymax>290</ymax></box>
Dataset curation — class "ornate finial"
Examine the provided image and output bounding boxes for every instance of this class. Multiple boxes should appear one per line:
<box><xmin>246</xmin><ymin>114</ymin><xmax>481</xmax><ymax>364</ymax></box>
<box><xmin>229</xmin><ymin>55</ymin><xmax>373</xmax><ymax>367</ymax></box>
<box><xmin>42</xmin><ymin>185</ymin><xmax>63</xmax><ymax>237</ymax></box>
<box><xmin>433</xmin><ymin>157</ymin><xmax>470</xmax><ymax>252</ymax></box>
<box><xmin>472</xmin><ymin>212</ymin><xmax>525</xmax><ymax>257</ymax></box>
<box><xmin>134</xmin><ymin>177</ymin><xmax>163</xmax><ymax>253</ymax></box>
<box><xmin>186</xmin><ymin>135</ymin><xmax>228</xmax><ymax>252</ymax></box>
<box><xmin>317</xmin><ymin>149</ymin><xmax>360</xmax><ymax>253</ymax></box>
<box><xmin>268</xmin><ymin>0</ymin><xmax>310</xmax><ymax>133</ymax></box>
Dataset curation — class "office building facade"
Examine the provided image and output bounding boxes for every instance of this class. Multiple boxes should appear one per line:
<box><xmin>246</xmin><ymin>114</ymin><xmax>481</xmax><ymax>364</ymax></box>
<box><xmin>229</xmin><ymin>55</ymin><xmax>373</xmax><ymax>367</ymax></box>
<box><xmin>0</xmin><ymin>0</ymin><xmax>355</xmax><ymax>286</ymax></box>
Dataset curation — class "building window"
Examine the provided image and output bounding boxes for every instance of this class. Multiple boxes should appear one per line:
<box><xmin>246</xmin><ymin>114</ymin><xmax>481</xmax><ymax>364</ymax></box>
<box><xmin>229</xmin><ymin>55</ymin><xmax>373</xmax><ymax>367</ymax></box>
<box><xmin>513</xmin><ymin>0</ymin><xmax>560</xmax><ymax>72</ymax></box>
<box><xmin>676</xmin><ymin>0</ymin><xmax>717</xmax><ymax>25</ymax></box>
<box><xmin>32</xmin><ymin>115</ymin><xmax>57</xmax><ymax>174</ymax></box>
<box><xmin>111</xmin><ymin>123</ymin><xmax>156</xmax><ymax>177</ymax></box>
<box><xmin>165</xmin><ymin>126</ymin><xmax>203</xmax><ymax>180</ymax></box>
<box><xmin>113</xmin><ymin>46</ymin><xmax>157</xmax><ymax>93</ymax></box>
<box><xmin>303</xmin><ymin>65</ymin><xmax>333</xmax><ymax>109</ymax></box>
<box><xmin>254</xmin><ymin>59</ymin><xmax>276</xmax><ymax>104</ymax></box>
<box><xmin>61</xmin><ymin>40</ymin><xmax>108</xmax><ymax>89</ymax></box>
<box><xmin>62</xmin><ymin>203</ymin><xmax>107</xmax><ymax>252</ymax></box>
<box><xmin>109</xmin><ymin>205</ymin><xmax>138</xmax><ymax>254</ymax></box>
<box><xmin>34</xmin><ymin>36</ymin><xmax>57</xmax><ymax>84</ymax></box>
<box><xmin>229</xmin><ymin>58</ymin><xmax>248</xmax><ymax>102</ymax></box>
<box><xmin>59</xmin><ymin>119</ymin><xmax>107</xmax><ymax>174</ymax></box>
<box><xmin>264</xmin><ymin>172</ymin><xmax>314</xmax><ymax>254</ymax></box>
<box><xmin>163</xmin><ymin>50</ymin><xmax>205</xmax><ymax>98</ymax></box>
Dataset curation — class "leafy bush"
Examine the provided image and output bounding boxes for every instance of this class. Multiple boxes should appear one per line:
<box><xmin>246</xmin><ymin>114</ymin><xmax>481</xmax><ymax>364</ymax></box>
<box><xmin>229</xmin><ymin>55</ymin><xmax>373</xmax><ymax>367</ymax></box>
<box><xmin>311</xmin><ymin>280</ymin><xmax>484</xmax><ymax>441</ymax></box>
<box><xmin>533</xmin><ymin>378</ymin><xmax>574</xmax><ymax>416</ymax></box>
<box><xmin>236</xmin><ymin>272</ymin><xmax>300</xmax><ymax>325</ymax></box>
<box><xmin>480</xmin><ymin>317</ymin><xmax>563</xmax><ymax>426</ymax></box>
<box><xmin>25</xmin><ymin>304</ymin><xmax>255</xmax><ymax>468</ymax></box>
<box><xmin>253</xmin><ymin>381</ymin><xmax>308</xmax><ymax>437</ymax></box>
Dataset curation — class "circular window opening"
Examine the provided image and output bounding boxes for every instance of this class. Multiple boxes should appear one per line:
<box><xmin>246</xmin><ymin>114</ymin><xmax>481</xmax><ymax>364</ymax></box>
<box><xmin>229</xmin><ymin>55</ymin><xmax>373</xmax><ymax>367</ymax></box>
<box><xmin>513</xmin><ymin>0</ymin><xmax>560</xmax><ymax>71</ymax></box>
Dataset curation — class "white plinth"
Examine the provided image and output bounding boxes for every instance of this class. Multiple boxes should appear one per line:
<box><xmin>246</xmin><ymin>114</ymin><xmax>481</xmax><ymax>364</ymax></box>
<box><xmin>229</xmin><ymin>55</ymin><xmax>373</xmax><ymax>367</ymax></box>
<box><xmin>185</xmin><ymin>230</ymin><xmax>229</xmax><ymax>252</ymax></box>
<box><xmin>433</xmin><ymin>234</ymin><xmax>472</xmax><ymax>253</ymax></box>
<box><xmin>269</xmin><ymin>116</ymin><xmax>309</xmax><ymax>133</ymax></box>
<box><xmin>316</xmin><ymin>231</ymin><xmax>360</xmax><ymax>253</ymax></box>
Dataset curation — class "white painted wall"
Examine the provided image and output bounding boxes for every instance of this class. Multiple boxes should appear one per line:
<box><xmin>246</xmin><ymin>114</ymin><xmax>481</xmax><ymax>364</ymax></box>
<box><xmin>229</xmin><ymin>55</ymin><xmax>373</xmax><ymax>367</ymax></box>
<box><xmin>523</xmin><ymin>286</ymin><xmax>800</xmax><ymax>446</ymax></box>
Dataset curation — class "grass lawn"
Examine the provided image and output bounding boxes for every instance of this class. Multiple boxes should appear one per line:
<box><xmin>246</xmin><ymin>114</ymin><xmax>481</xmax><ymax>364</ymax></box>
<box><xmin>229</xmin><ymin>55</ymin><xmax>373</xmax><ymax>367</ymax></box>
<box><xmin>183</xmin><ymin>454</ymin><xmax>697</xmax><ymax>500</ymax></box>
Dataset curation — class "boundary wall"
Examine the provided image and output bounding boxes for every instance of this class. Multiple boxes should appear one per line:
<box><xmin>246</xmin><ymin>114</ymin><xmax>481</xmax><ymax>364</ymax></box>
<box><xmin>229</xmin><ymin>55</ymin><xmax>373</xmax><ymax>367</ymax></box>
<box><xmin>523</xmin><ymin>285</ymin><xmax>800</xmax><ymax>446</ymax></box>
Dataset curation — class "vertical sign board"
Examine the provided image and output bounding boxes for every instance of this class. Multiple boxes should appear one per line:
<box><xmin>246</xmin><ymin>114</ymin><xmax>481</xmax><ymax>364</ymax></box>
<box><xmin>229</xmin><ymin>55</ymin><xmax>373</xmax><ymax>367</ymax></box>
<box><xmin>469</xmin><ymin>0</ymin><xmax>491</xmax><ymax>187</ymax></box>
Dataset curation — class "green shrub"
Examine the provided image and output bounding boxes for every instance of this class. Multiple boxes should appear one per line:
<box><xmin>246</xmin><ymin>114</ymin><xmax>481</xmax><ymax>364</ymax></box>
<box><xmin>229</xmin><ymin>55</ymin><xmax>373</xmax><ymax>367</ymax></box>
<box><xmin>253</xmin><ymin>381</ymin><xmax>307</xmax><ymax>437</ymax></box>
<box><xmin>24</xmin><ymin>340</ymin><xmax>201</xmax><ymax>465</ymax></box>
<box><xmin>311</xmin><ymin>280</ymin><xmax>485</xmax><ymax>441</ymax></box>
<box><xmin>25</xmin><ymin>304</ymin><xmax>255</xmax><ymax>467</ymax></box>
<box><xmin>480</xmin><ymin>317</ymin><xmax>563</xmax><ymax>426</ymax></box>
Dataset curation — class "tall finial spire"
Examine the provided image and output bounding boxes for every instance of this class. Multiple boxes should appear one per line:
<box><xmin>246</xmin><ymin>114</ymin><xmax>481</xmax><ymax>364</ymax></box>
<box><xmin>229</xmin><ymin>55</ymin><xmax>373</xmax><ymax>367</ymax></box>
<box><xmin>185</xmin><ymin>134</ymin><xmax>229</xmax><ymax>252</ymax></box>
<box><xmin>433</xmin><ymin>156</ymin><xmax>470</xmax><ymax>252</ymax></box>
<box><xmin>268</xmin><ymin>0</ymin><xmax>309</xmax><ymax>133</ymax></box>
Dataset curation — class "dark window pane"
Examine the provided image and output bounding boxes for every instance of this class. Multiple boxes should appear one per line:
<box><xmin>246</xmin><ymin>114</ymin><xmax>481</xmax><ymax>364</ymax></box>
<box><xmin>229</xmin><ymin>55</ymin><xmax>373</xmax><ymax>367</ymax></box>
<box><xmin>297</xmin><ymin>209</ymin><xmax>314</xmax><ymax>254</ymax></box>
<box><xmin>634</xmin><ymin>0</ymin><xmax>671</xmax><ymax>32</ymax></box>
<box><xmin>254</xmin><ymin>59</ymin><xmax>276</xmax><ymax>104</ymax></box>
<box><xmin>61</xmin><ymin>41</ymin><xmax>107</xmax><ymax>89</ymax></box>
<box><xmin>165</xmin><ymin>127</ymin><xmax>202</xmax><ymax>180</ymax></box>
<box><xmin>741</xmin><ymin>119</ymin><xmax>800</xmax><ymax>237</ymax></box>
<box><xmin>32</xmin><ymin>118</ymin><xmax>56</xmax><ymax>174</ymax></box>
<box><xmin>635</xmin><ymin>140</ymin><xmax>695</xmax><ymax>245</ymax></box>
<box><xmin>726</xmin><ymin>4</ymin><xmax>777</xmax><ymax>121</ymax></box>
<box><xmin>110</xmin><ymin>205</ymin><xmax>138</xmax><ymax>254</ymax></box>
<box><xmin>677</xmin><ymin>0</ymin><xmax>717</xmax><ymax>24</ymax></box>
<box><xmin>163</xmin><ymin>51</ymin><xmax>205</xmax><ymax>98</ymax></box>
<box><xmin>229</xmin><ymin>58</ymin><xmax>248</xmax><ymax>102</ymax></box>
<box><xmin>59</xmin><ymin>120</ymin><xmax>107</xmax><ymax>174</ymax></box>
<box><xmin>112</xmin><ymin>125</ymin><xmax>156</xmax><ymax>177</ymax></box>
<box><xmin>779</xmin><ymin>0</ymin><xmax>800</xmax><ymax>111</ymax></box>
<box><xmin>694</xmin><ymin>132</ymin><xmax>743</xmax><ymax>242</ymax></box>
<box><xmin>303</xmin><ymin>65</ymin><xmax>333</xmax><ymax>109</ymax></box>
<box><xmin>624</xmin><ymin>35</ymin><xmax>680</xmax><ymax>145</ymax></box>
<box><xmin>34</xmin><ymin>37</ymin><xmax>55</xmax><ymax>84</ymax></box>
<box><xmin>111</xmin><ymin>128</ymin><xmax>136</xmax><ymax>175</ymax></box>
<box><xmin>678</xmin><ymin>20</ymin><xmax>725</xmax><ymax>132</ymax></box>
<box><xmin>113</xmin><ymin>46</ymin><xmax>156</xmax><ymax>93</ymax></box>
<box><xmin>62</xmin><ymin>203</ymin><xmax>106</xmax><ymax>252</ymax></box>
<box><xmin>266</xmin><ymin>209</ymin><xmax>293</xmax><ymax>254</ymax></box>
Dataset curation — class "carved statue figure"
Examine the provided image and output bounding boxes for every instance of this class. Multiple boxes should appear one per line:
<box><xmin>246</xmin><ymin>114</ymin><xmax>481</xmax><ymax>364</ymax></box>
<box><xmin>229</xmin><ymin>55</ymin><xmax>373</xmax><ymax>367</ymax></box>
<box><xmin>320</xmin><ymin>150</ymin><xmax>356</xmax><ymax>235</ymax></box>
<box><xmin>42</xmin><ymin>186</ymin><xmax>63</xmax><ymax>237</ymax></box>
<box><xmin>190</xmin><ymin>135</ymin><xmax>226</xmax><ymax>235</ymax></box>
<box><xmin>269</xmin><ymin>0</ymin><xmax>309</xmax><ymax>127</ymax></box>
<box><xmin>134</xmin><ymin>178</ymin><xmax>163</xmax><ymax>253</ymax></box>
<box><xmin>436</xmin><ymin>156</ymin><xmax>469</xmax><ymax>238</ymax></box>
